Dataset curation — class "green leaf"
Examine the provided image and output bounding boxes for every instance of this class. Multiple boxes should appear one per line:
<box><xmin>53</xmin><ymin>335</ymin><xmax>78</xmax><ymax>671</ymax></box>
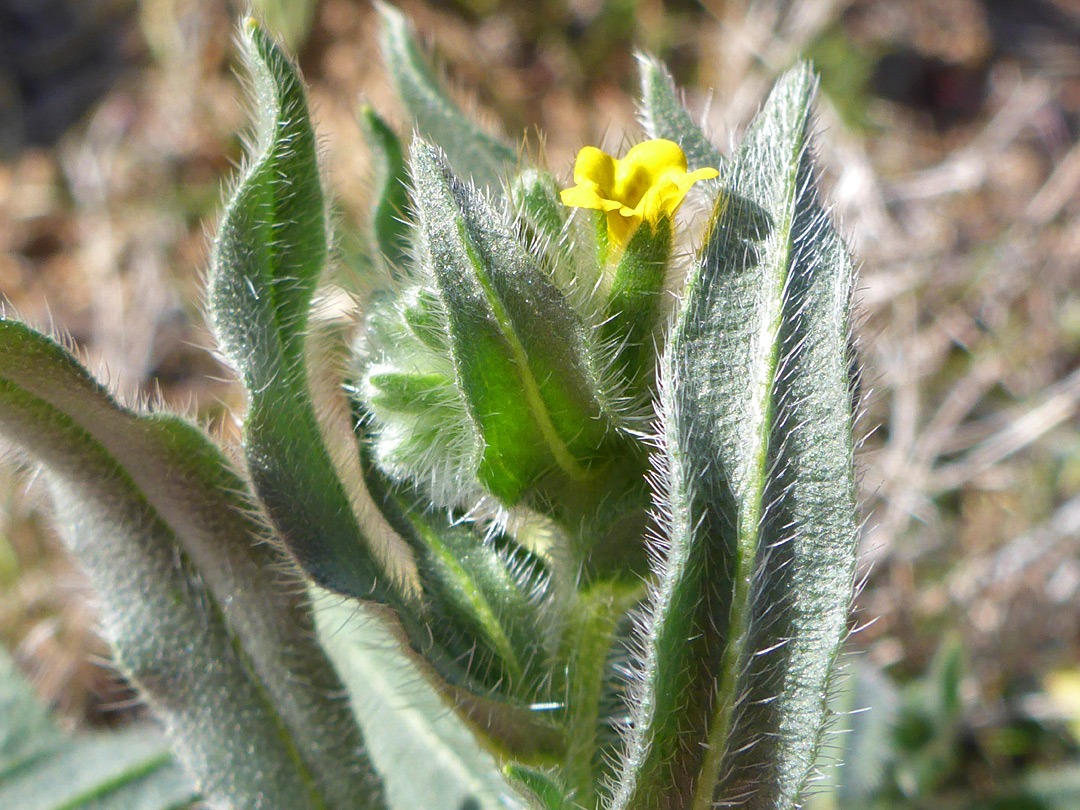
<box><xmin>209</xmin><ymin>20</ymin><xmax>401</xmax><ymax>603</ymax></box>
<box><xmin>502</xmin><ymin>764</ymin><xmax>575</xmax><ymax>810</ymax></box>
<box><xmin>612</xmin><ymin>64</ymin><xmax>858</xmax><ymax>810</ymax></box>
<box><xmin>2</xmin><ymin>731</ymin><xmax>194</xmax><ymax>810</ymax></box>
<box><xmin>409</xmin><ymin>140</ymin><xmax>619</xmax><ymax>512</ymax></box>
<box><xmin>0</xmin><ymin>645</ymin><xmax>59</xmax><ymax>777</ymax></box>
<box><xmin>359</xmin><ymin>454</ymin><xmax>556</xmax><ymax>700</ymax></box>
<box><xmin>396</xmin><ymin>513</ymin><xmax>553</xmax><ymax>695</ymax></box>
<box><xmin>332</xmin><ymin>404</ymin><xmax>566</xmax><ymax>757</ymax></box>
<box><xmin>636</xmin><ymin>54</ymin><xmax>725</xmax><ymax>174</ymax></box>
<box><xmin>376</xmin><ymin>1</ymin><xmax>517</xmax><ymax>191</ymax></box>
<box><xmin>1</xmin><ymin>647</ymin><xmax>194</xmax><ymax>810</ymax></box>
<box><xmin>313</xmin><ymin>595</ymin><xmax>519</xmax><ymax>810</ymax></box>
<box><xmin>360</xmin><ymin>103</ymin><xmax>411</xmax><ymax>277</ymax></box>
<box><xmin>0</xmin><ymin>318</ymin><xmax>386</xmax><ymax>810</ymax></box>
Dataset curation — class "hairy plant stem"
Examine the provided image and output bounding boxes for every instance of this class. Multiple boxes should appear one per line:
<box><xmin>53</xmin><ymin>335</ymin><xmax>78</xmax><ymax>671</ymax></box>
<box><xmin>563</xmin><ymin>580</ymin><xmax>642</xmax><ymax>806</ymax></box>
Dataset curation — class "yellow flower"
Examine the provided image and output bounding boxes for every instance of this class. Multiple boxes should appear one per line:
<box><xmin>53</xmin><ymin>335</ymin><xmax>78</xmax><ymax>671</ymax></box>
<box><xmin>560</xmin><ymin>139</ymin><xmax>719</xmax><ymax>245</ymax></box>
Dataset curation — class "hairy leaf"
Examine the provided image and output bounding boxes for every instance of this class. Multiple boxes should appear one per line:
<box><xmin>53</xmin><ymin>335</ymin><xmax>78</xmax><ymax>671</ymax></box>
<box><xmin>377</xmin><ymin>2</ymin><xmax>517</xmax><ymax>190</ymax></box>
<box><xmin>0</xmin><ymin>318</ymin><xmax>386</xmax><ymax>810</ymax></box>
<box><xmin>360</xmin><ymin>103</ymin><xmax>411</xmax><ymax>277</ymax></box>
<box><xmin>503</xmin><ymin>765</ymin><xmax>575</xmax><ymax>810</ymax></box>
<box><xmin>0</xmin><ymin>648</ymin><xmax>191</xmax><ymax>810</ymax></box>
<box><xmin>613</xmin><ymin>64</ymin><xmax>858</xmax><ymax>810</ymax></box>
<box><xmin>209</xmin><ymin>21</ymin><xmax>404</xmax><ymax>602</ymax></box>
<box><xmin>359</xmin><ymin>448</ymin><xmax>556</xmax><ymax>700</ymax></box>
<box><xmin>636</xmin><ymin>54</ymin><xmax>724</xmax><ymax>174</ymax></box>
<box><xmin>313</xmin><ymin>596</ymin><xmax>519</xmax><ymax>810</ymax></box>
<box><xmin>410</xmin><ymin>141</ymin><xmax>618</xmax><ymax>513</ymax></box>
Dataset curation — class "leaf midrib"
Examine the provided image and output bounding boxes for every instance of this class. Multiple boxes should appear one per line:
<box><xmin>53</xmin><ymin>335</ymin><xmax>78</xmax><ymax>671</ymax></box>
<box><xmin>457</xmin><ymin>220</ymin><xmax>591</xmax><ymax>484</ymax></box>
<box><xmin>410</xmin><ymin>508</ymin><xmax>524</xmax><ymax>682</ymax></box>
<box><xmin>690</xmin><ymin>105</ymin><xmax>808</xmax><ymax>810</ymax></box>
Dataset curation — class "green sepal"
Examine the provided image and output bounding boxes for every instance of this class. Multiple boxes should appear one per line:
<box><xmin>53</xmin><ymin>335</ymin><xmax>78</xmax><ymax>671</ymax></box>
<box><xmin>359</xmin><ymin>103</ymin><xmax>411</xmax><ymax>277</ymax></box>
<box><xmin>612</xmin><ymin>64</ymin><xmax>858</xmax><ymax>810</ymax></box>
<box><xmin>209</xmin><ymin>20</ymin><xmax>397</xmax><ymax>602</ymax></box>
<box><xmin>401</xmin><ymin>286</ymin><xmax>452</xmax><ymax>354</ymax></box>
<box><xmin>376</xmin><ymin>1</ymin><xmax>517</xmax><ymax>191</ymax></box>
<box><xmin>602</xmin><ymin>216</ymin><xmax>673</xmax><ymax>391</ymax></box>
<box><xmin>509</xmin><ymin>168</ymin><xmax>589</xmax><ymax>306</ymax></box>
<box><xmin>510</xmin><ymin>169</ymin><xmax>567</xmax><ymax>257</ymax></box>
<box><xmin>0</xmin><ymin>318</ymin><xmax>387</xmax><ymax>810</ymax></box>
<box><xmin>410</xmin><ymin>140</ymin><xmax>617</xmax><ymax>510</ymax></box>
<box><xmin>636</xmin><ymin>53</ymin><xmax>725</xmax><ymax>175</ymax></box>
<box><xmin>354</xmin><ymin>286</ymin><xmax>480</xmax><ymax>511</ymax></box>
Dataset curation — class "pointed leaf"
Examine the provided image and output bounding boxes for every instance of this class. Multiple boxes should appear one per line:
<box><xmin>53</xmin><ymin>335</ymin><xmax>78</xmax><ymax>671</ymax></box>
<box><xmin>209</xmin><ymin>21</ymin><xmax>401</xmax><ymax>602</ymax></box>
<box><xmin>0</xmin><ymin>318</ymin><xmax>386</xmax><ymax>810</ymax></box>
<box><xmin>636</xmin><ymin>54</ymin><xmax>724</xmax><ymax>174</ymax></box>
<box><xmin>377</xmin><ymin>2</ymin><xmax>517</xmax><ymax>190</ymax></box>
<box><xmin>360</xmin><ymin>103</ymin><xmax>411</xmax><ymax>276</ymax></box>
<box><xmin>323</xmin><ymin>403</ymin><xmax>567</xmax><ymax>757</ymax></box>
<box><xmin>613</xmin><ymin>64</ymin><xmax>858</xmax><ymax>810</ymax></box>
<box><xmin>356</xmin><ymin>423</ymin><xmax>560</xmax><ymax>706</ymax></box>
<box><xmin>410</xmin><ymin>141</ymin><xmax>618</xmax><ymax>511</ymax></box>
<box><xmin>385</xmin><ymin>502</ymin><xmax>554</xmax><ymax>696</ymax></box>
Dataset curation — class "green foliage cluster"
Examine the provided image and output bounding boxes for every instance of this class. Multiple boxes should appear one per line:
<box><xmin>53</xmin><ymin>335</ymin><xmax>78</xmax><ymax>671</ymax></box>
<box><xmin>0</xmin><ymin>7</ymin><xmax>862</xmax><ymax>810</ymax></box>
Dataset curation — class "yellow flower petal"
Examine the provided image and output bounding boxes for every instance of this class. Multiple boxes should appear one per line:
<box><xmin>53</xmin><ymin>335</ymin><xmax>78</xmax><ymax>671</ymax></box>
<box><xmin>620</xmin><ymin>139</ymin><xmax>688</xmax><ymax>175</ymax></box>
<box><xmin>561</xmin><ymin>183</ymin><xmax>613</xmax><ymax>211</ymax></box>
<box><xmin>637</xmin><ymin>178</ymin><xmax>682</xmax><ymax>222</ymax></box>
<box><xmin>561</xmin><ymin>139</ymin><xmax>718</xmax><ymax>245</ymax></box>
<box><xmin>605</xmin><ymin>210</ymin><xmax>641</xmax><ymax>246</ymax></box>
<box><xmin>687</xmin><ymin>166</ymin><xmax>721</xmax><ymax>183</ymax></box>
<box><xmin>572</xmin><ymin>146</ymin><xmax>616</xmax><ymax>194</ymax></box>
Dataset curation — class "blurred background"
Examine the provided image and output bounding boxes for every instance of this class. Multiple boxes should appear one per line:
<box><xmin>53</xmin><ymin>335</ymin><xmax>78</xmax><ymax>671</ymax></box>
<box><xmin>2</xmin><ymin>0</ymin><xmax>1080</xmax><ymax>807</ymax></box>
